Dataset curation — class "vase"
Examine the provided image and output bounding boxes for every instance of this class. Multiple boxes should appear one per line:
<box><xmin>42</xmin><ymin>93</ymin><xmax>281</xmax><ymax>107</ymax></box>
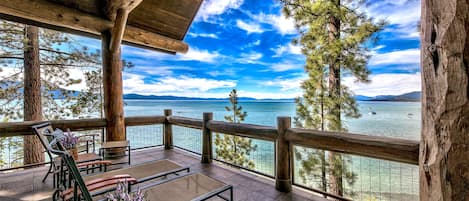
<box><xmin>67</xmin><ymin>147</ymin><xmax>79</xmax><ymax>160</ymax></box>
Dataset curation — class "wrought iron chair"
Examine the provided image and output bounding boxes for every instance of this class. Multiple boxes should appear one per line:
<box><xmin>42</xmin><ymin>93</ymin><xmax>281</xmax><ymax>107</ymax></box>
<box><xmin>32</xmin><ymin>122</ymin><xmax>111</xmax><ymax>187</ymax></box>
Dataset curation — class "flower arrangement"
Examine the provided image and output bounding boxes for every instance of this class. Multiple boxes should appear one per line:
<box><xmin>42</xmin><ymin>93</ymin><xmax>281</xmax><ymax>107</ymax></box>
<box><xmin>61</xmin><ymin>129</ymin><xmax>79</xmax><ymax>149</ymax></box>
<box><xmin>106</xmin><ymin>180</ymin><xmax>145</xmax><ymax>201</ymax></box>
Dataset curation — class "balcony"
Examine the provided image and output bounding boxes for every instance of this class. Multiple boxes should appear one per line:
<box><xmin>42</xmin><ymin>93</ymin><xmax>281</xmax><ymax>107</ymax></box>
<box><xmin>0</xmin><ymin>111</ymin><xmax>419</xmax><ymax>201</ymax></box>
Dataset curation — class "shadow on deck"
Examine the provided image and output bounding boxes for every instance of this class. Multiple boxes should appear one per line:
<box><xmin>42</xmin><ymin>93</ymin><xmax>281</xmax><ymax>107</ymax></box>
<box><xmin>0</xmin><ymin>147</ymin><xmax>328</xmax><ymax>201</ymax></box>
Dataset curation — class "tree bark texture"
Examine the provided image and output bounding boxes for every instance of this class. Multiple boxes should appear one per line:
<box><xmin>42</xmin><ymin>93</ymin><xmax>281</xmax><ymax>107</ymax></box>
<box><xmin>420</xmin><ymin>0</ymin><xmax>469</xmax><ymax>200</ymax></box>
<box><xmin>23</xmin><ymin>25</ymin><xmax>45</xmax><ymax>165</ymax></box>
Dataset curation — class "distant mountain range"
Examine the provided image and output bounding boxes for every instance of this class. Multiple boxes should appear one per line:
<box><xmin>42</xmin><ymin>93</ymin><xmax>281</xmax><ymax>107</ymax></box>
<box><xmin>124</xmin><ymin>91</ymin><xmax>422</xmax><ymax>102</ymax></box>
<box><xmin>354</xmin><ymin>91</ymin><xmax>421</xmax><ymax>102</ymax></box>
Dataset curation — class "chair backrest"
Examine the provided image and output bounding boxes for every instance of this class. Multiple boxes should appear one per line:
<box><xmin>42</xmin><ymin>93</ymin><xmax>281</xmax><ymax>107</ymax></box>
<box><xmin>31</xmin><ymin>122</ymin><xmax>56</xmax><ymax>162</ymax></box>
<box><xmin>32</xmin><ymin>122</ymin><xmax>93</xmax><ymax>201</ymax></box>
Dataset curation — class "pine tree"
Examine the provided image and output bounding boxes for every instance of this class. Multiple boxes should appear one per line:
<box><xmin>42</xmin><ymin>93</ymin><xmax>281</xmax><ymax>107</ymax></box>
<box><xmin>281</xmin><ymin>0</ymin><xmax>385</xmax><ymax>198</ymax></box>
<box><xmin>0</xmin><ymin>20</ymin><xmax>102</xmax><ymax>165</ymax></box>
<box><xmin>214</xmin><ymin>89</ymin><xmax>257</xmax><ymax>169</ymax></box>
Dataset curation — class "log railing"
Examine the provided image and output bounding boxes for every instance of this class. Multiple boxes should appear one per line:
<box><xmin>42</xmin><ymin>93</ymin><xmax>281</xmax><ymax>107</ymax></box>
<box><xmin>0</xmin><ymin>109</ymin><xmax>420</xmax><ymax>200</ymax></box>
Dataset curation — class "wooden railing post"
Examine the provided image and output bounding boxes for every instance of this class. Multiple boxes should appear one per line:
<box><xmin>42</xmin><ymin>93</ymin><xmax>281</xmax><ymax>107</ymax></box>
<box><xmin>164</xmin><ymin>109</ymin><xmax>173</xmax><ymax>149</ymax></box>
<box><xmin>201</xmin><ymin>112</ymin><xmax>213</xmax><ymax>163</ymax></box>
<box><xmin>276</xmin><ymin>116</ymin><xmax>292</xmax><ymax>192</ymax></box>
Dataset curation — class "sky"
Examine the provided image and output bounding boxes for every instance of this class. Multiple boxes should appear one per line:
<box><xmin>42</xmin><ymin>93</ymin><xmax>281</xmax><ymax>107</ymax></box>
<box><xmin>66</xmin><ymin>0</ymin><xmax>421</xmax><ymax>99</ymax></box>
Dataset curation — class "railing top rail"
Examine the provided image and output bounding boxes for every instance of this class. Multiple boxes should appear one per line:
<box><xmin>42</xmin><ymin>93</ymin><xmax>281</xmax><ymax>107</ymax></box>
<box><xmin>0</xmin><ymin>114</ymin><xmax>420</xmax><ymax>165</ymax></box>
<box><xmin>286</xmin><ymin>128</ymin><xmax>419</xmax><ymax>165</ymax></box>
<box><xmin>167</xmin><ymin>116</ymin><xmax>203</xmax><ymax>129</ymax></box>
<box><xmin>0</xmin><ymin>118</ymin><xmax>106</xmax><ymax>137</ymax></box>
<box><xmin>207</xmin><ymin>120</ymin><xmax>277</xmax><ymax>141</ymax></box>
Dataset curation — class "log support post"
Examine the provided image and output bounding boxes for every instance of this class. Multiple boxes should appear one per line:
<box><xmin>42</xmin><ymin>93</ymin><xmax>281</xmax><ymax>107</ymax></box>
<box><xmin>101</xmin><ymin>2</ymin><xmax>141</xmax><ymax>144</ymax></box>
<box><xmin>164</xmin><ymin>109</ymin><xmax>173</xmax><ymax>149</ymax></box>
<box><xmin>102</xmin><ymin>30</ymin><xmax>125</xmax><ymax>143</ymax></box>
<box><xmin>201</xmin><ymin>112</ymin><xmax>213</xmax><ymax>163</ymax></box>
<box><xmin>420</xmin><ymin>0</ymin><xmax>469</xmax><ymax>200</ymax></box>
<box><xmin>276</xmin><ymin>116</ymin><xmax>292</xmax><ymax>192</ymax></box>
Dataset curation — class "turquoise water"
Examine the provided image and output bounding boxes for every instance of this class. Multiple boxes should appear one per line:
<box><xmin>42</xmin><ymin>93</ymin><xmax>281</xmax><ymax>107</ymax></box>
<box><xmin>125</xmin><ymin>100</ymin><xmax>421</xmax><ymax>140</ymax></box>
<box><xmin>125</xmin><ymin>100</ymin><xmax>421</xmax><ymax>201</ymax></box>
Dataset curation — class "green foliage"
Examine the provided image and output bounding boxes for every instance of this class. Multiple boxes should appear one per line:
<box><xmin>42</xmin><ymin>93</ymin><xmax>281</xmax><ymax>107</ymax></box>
<box><xmin>214</xmin><ymin>89</ymin><xmax>257</xmax><ymax>169</ymax></box>
<box><xmin>0</xmin><ymin>20</ymin><xmax>103</xmax><ymax>167</ymax></box>
<box><xmin>281</xmin><ymin>0</ymin><xmax>384</xmax><ymax>197</ymax></box>
<box><xmin>0</xmin><ymin>20</ymin><xmax>102</xmax><ymax>121</ymax></box>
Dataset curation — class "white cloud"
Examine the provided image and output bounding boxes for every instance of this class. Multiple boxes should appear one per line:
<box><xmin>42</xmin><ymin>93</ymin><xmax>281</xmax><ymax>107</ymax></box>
<box><xmin>187</xmin><ymin>33</ymin><xmax>219</xmax><ymax>39</ymax></box>
<box><xmin>271</xmin><ymin>44</ymin><xmax>302</xmax><ymax>57</ymax></box>
<box><xmin>197</xmin><ymin>0</ymin><xmax>244</xmax><ymax>21</ymax></box>
<box><xmin>123</xmin><ymin>73</ymin><xmax>237</xmax><ymax>95</ymax></box>
<box><xmin>207</xmin><ymin>69</ymin><xmax>236</xmax><ymax>77</ymax></box>
<box><xmin>237</xmin><ymin>90</ymin><xmax>301</xmax><ymax>99</ymax></box>
<box><xmin>123</xmin><ymin>46</ymin><xmax>221</xmax><ymax>63</ymax></box>
<box><xmin>365</xmin><ymin>0</ymin><xmax>420</xmax><ymax>38</ymax></box>
<box><xmin>238</xmin><ymin>52</ymin><xmax>263</xmax><ymax>64</ymax></box>
<box><xmin>131</xmin><ymin>66</ymin><xmax>193</xmax><ymax>76</ymax></box>
<box><xmin>343</xmin><ymin>73</ymin><xmax>421</xmax><ymax>96</ymax></box>
<box><xmin>269</xmin><ymin>63</ymin><xmax>303</xmax><ymax>72</ymax></box>
<box><xmin>236</xmin><ymin>20</ymin><xmax>264</xmax><ymax>34</ymax></box>
<box><xmin>249</xmin><ymin>12</ymin><xmax>296</xmax><ymax>35</ymax></box>
<box><xmin>369</xmin><ymin>48</ymin><xmax>420</xmax><ymax>66</ymax></box>
<box><xmin>180</xmin><ymin>48</ymin><xmax>221</xmax><ymax>63</ymax></box>
<box><xmin>263</xmin><ymin>77</ymin><xmax>305</xmax><ymax>91</ymax></box>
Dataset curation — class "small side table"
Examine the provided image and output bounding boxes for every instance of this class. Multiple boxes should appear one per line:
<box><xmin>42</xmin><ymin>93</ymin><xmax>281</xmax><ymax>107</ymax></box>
<box><xmin>99</xmin><ymin>140</ymin><xmax>130</xmax><ymax>165</ymax></box>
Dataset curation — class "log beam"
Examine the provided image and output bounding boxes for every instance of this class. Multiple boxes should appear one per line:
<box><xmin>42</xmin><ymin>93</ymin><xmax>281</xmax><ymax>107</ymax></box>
<box><xmin>420</xmin><ymin>0</ymin><xmax>469</xmax><ymax>200</ymax></box>
<box><xmin>0</xmin><ymin>0</ymin><xmax>188</xmax><ymax>53</ymax></box>
<box><xmin>109</xmin><ymin>8</ymin><xmax>129</xmax><ymax>52</ymax></box>
<box><xmin>104</xmin><ymin>0</ymin><xmax>143</xmax><ymax>21</ymax></box>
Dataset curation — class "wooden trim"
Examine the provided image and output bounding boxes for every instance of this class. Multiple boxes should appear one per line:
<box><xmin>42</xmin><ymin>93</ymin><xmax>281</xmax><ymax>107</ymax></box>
<box><xmin>167</xmin><ymin>116</ymin><xmax>203</xmax><ymax>129</ymax></box>
<box><xmin>0</xmin><ymin>119</ymin><xmax>106</xmax><ymax>137</ymax></box>
<box><xmin>286</xmin><ymin>128</ymin><xmax>419</xmax><ymax>165</ymax></box>
<box><xmin>0</xmin><ymin>0</ymin><xmax>188</xmax><ymax>53</ymax></box>
<box><xmin>207</xmin><ymin>120</ymin><xmax>278</xmax><ymax>141</ymax></box>
<box><xmin>125</xmin><ymin>116</ymin><xmax>166</xmax><ymax>126</ymax></box>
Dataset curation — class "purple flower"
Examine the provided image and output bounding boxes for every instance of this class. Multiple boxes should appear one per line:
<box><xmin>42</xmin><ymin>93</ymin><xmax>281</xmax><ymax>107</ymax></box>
<box><xmin>60</xmin><ymin>129</ymin><xmax>80</xmax><ymax>149</ymax></box>
<box><xmin>105</xmin><ymin>180</ymin><xmax>145</xmax><ymax>201</ymax></box>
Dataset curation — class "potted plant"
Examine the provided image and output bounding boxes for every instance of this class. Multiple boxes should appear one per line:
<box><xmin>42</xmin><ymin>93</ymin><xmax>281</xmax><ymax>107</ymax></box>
<box><xmin>61</xmin><ymin>129</ymin><xmax>80</xmax><ymax>160</ymax></box>
<box><xmin>106</xmin><ymin>180</ymin><xmax>145</xmax><ymax>201</ymax></box>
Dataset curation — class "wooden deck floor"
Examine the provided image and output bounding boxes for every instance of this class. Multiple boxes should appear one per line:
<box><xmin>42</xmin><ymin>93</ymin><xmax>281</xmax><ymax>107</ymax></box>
<box><xmin>0</xmin><ymin>147</ymin><xmax>328</xmax><ymax>201</ymax></box>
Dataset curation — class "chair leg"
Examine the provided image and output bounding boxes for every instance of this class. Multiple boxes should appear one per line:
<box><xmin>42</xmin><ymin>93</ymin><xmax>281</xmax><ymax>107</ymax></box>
<box><xmin>42</xmin><ymin>163</ymin><xmax>53</xmax><ymax>183</ymax></box>
<box><xmin>128</xmin><ymin>146</ymin><xmax>131</xmax><ymax>165</ymax></box>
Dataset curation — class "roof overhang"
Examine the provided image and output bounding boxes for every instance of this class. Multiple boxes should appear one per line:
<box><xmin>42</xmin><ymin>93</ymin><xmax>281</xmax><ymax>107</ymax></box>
<box><xmin>0</xmin><ymin>0</ymin><xmax>203</xmax><ymax>54</ymax></box>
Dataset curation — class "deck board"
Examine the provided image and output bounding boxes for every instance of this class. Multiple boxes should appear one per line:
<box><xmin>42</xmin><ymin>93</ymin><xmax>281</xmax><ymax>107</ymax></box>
<box><xmin>0</xmin><ymin>147</ymin><xmax>328</xmax><ymax>201</ymax></box>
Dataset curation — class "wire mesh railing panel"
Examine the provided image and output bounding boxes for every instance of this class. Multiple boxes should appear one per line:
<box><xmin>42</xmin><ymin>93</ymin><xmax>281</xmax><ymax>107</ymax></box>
<box><xmin>293</xmin><ymin>145</ymin><xmax>419</xmax><ymax>201</ymax></box>
<box><xmin>212</xmin><ymin>133</ymin><xmax>275</xmax><ymax>177</ymax></box>
<box><xmin>126</xmin><ymin>125</ymin><xmax>163</xmax><ymax>149</ymax></box>
<box><xmin>0</xmin><ymin>136</ymin><xmax>24</xmax><ymax>169</ymax></box>
<box><xmin>173</xmin><ymin>125</ymin><xmax>202</xmax><ymax>154</ymax></box>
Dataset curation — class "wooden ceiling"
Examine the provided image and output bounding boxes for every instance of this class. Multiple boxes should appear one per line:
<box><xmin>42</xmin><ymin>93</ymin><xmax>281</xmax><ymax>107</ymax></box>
<box><xmin>0</xmin><ymin>0</ymin><xmax>203</xmax><ymax>53</ymax></box>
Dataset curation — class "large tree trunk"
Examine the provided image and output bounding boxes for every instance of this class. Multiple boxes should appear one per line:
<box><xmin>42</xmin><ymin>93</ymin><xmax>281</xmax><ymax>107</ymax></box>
<box><xmin>420</xmin><ymin>0</ymin><xmax>469</xmax><ymax>200</ymax></box>
<box><xmin>23</xmin><ymin>25</ymin><xmax>44</xmax><ymax>165</ymax></box>
<box><xmin>327</xmin><ymin>2</ymin><xmax>344</xmax><ymax>197</ymax></box>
